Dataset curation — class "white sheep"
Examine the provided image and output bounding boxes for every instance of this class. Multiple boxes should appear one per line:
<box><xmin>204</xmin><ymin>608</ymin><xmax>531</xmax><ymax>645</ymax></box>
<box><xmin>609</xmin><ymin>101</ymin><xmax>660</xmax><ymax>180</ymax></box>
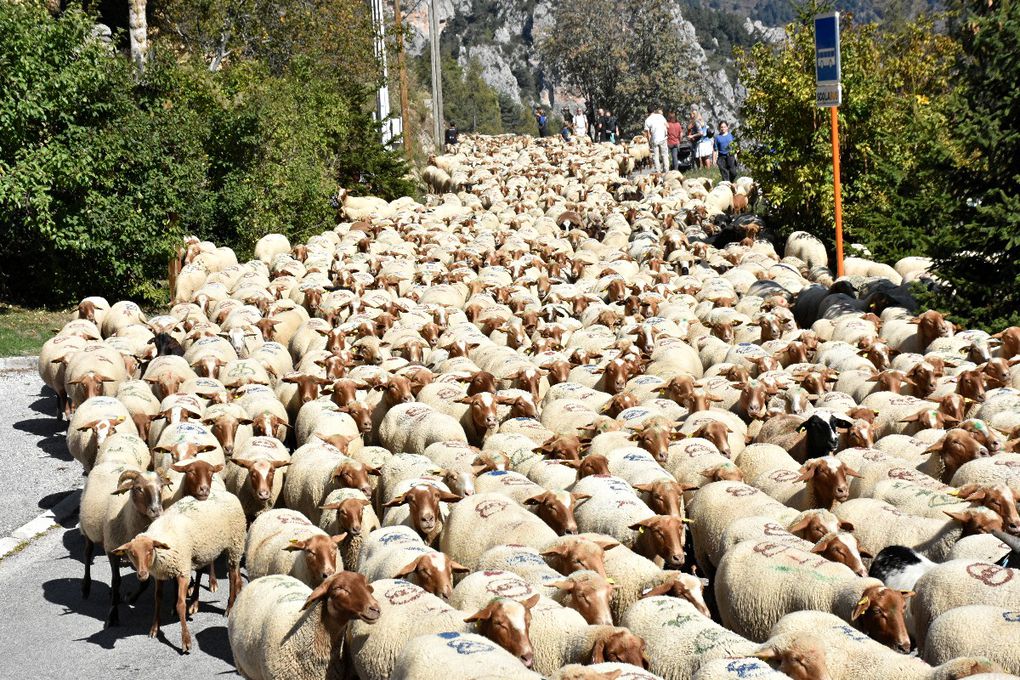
<box><xmin>390</xmin><ymin>632</ymin><xmax>543</xmax><ymax>680</ymax></box>
<box><xmin>379</xmin><ymin>402</ymin><xmax>468</xmax><ymax>455</ymax></box>
<box><xmin>113</xmin><ymin>489</ymin><xmax>246</xmax><ymax>653</ymax></box>
<box><xmin>440</xmin><ymin>492</ymin><xmax>559</xmax><ymax>569</ymax></box>
<box><xmin>227</xmin><ymin>572</ymin><xmax>381</xmax><ymax>680</ymax></box>
<box><xmin>317</xmin><ymin>487</ymin><xmax>379</xmax><ymax>571</ymax></box>
<box><xmin>922</xmin><ymin>605</ymin><xmax>1020</xmax><ymax>674</ymax></box>
<box><xmin>245</xmin><ymin>509</ymin><xmax>345</xmax><ymax>587</ymax></box>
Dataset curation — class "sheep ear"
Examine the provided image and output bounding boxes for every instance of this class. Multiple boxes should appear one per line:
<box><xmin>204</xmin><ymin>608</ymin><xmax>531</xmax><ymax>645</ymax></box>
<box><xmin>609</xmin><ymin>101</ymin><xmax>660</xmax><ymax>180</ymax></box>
<box><xmin>796</xmin><ymin>463</ymin><xmax>818</xmax><ymax>482</ymax></box>
<box><xmin>851</xmin><ymin>596</ymin><xmax>870</xmax><ymax>620</ymax></box>
<box><xmin>548</xmin><ymin>579</ymin><xmax>575</xmax><ymax>592</ymax></box>
<box><xmin>283</xmin><ymin>539</ymin><xmax>307</xmax><ymax>552</ymax></box>
<box><xmin>843</xmin><ymin>465</ymin><xmax>863</xmax><ymax>479</ymax></box>
<box><xmin>301</xmin><ymin>579</ymin><xmax>333</xmax><ymax>610</ymax></box>
<box><xmin>331</xmin><ymin>533</ymin><xmax>348</xmax><ymax>544</ymax></box>
<box><xmin>393</xmin><ymin>556</ymin><xmax>423</xmax><ymax>578</ymax></box>
<box><xmin>437</xmin><ymin>491</ymin><xmax>462</xmax><ymax>503</ymax></box>
<box><xmin>944</xmin><ymin>509</ymin><xmax>970</xmax><ymax>523</ymax></box>
<box><xmin>383</xmin><ymin>493</ymin><xmax>408</xmax><ymax>508</ymax></box>
<box><xmin>111</xmin><ymin>542</ymin><xmax>132</xmax><ymax>556</ymax></box>
<box><xmin>590</xmin><ymin>637</ymin><xmax>609</xmax><ymax>664</ymax></box>
<box><xmin>899</xmin><ymin>590</ymin><xmax>916</xmax><ymax>599</ymax></box>
<box><xmin>450</xmin><ymin>560</ymin><xmax>470</xmax><ymax>573</ymax></box>
<box><xmin>522</xmin><ymin>593</ymin><xmax>540</xmax><ymax>609</ymax></box>
<box><xmin>640</xmin><ymin>582</ymin><xmax>674</xmax><ymax>598</ymax></box>
<box><xmin>786</xmin><ymin>515</ymin><xmax>812</xmax><ymax>534</ymax></box>
<box><xmin>540</xmin><ymin>545</ymin><xmax>567</xmax><ymax>559</ymax></box>
<box><xmin>751</xmin><ymin>647</ymin><xmax>779</xmax><ymax>662</ymax></box>
<box><xmin>839</xmin><ymin>520</ymin><xmax>856</xmax><ymax>532</ymax></box>
<box><xmin>464</xmin><ymin>603</ymin><xmax>496</xmax><ymax>623</ymax></box>
<box><xmin>152</xmin><ymin>540</ymin><xmax>170</xmax><ymax>550</ymax></box>
<box><xmin>572</xmin><ymin>493</ymin><xmax>592</xmax><ymax>506</ymax></box>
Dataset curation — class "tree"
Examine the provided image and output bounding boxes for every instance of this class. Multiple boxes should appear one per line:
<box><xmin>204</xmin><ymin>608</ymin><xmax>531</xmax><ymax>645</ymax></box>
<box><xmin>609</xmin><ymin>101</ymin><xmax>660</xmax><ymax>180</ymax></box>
<box><xmin>442</xmin><ymin>57</ymin><xmax>503</xmax><ymax>134</ymax></box>
<box><xmin>921</xmin><ymin>0</ymin><xmax>1020</xmax><ymax>329</ymax></box>
<box><xmin>129</xmin><ymin>0</ymin><xmax>148</xmax><ymax>72</ymax></box>
<box><xmin>735</xmin><ymin>10</ymin><xmax>958</xmax><ymax>265</ymax></box>
<box><xmin>540</xmin><ymin>0</ymin><xmax>703</xmax><ymax>131</ymax></box>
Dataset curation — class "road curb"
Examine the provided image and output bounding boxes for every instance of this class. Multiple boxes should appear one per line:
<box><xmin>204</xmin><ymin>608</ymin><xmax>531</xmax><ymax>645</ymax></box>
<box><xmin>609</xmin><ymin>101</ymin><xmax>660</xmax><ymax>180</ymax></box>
<box><xmin>0</xmin><ymin>356</ymin><xmax>38</xmax><ymax>372</ymax></box>
<box><xmin>0</xmin><ymin>488</ymin><xmax>80</xmax><ymax>561</ymax></box>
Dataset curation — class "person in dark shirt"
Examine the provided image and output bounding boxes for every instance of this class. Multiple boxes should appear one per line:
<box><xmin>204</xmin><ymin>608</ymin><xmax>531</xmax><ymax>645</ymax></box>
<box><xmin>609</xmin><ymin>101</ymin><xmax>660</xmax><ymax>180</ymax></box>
<box><xmin>714</xmin><ymin>121</ymin><xmax>738</xmax><ymax>182</ymax></box>
<box><xmin>604</xmin><ymin>110</ymin><xmax>619</xmax><ymax>143</ymax></box>
<box><xmin>444</xmin><ymin>121</ymin><xmax>459</xmax><ymax>151</ymax></box>
<box><xmin>535</xmin><ymin>107</ymin><xmax>548</xmax><ymax>138</ymax></box>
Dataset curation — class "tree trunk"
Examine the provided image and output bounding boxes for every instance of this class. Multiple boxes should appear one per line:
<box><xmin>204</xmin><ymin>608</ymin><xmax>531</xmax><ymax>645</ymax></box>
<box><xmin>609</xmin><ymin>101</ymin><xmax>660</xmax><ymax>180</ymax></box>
<box><xmin>128</xmin><ymin>0</ymin><xmax>148</xmax><ymax>74</ymax></box>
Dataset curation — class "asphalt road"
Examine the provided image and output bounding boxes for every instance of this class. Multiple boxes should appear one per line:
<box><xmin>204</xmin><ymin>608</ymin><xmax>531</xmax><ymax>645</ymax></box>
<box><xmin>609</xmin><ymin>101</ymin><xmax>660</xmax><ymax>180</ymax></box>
<box><xmin>0</xmin><ymin>370</ymin><xmax>239</xmax><ymax>678</ymax></box>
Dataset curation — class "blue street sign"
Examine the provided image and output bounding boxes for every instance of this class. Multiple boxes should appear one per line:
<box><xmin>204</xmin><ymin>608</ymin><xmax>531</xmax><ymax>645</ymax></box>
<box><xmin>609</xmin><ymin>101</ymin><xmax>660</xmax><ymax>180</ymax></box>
<box><xmin>815</xmin><ymin>12</ymin><xmax>841</xmax><ymax>107</ymax></box>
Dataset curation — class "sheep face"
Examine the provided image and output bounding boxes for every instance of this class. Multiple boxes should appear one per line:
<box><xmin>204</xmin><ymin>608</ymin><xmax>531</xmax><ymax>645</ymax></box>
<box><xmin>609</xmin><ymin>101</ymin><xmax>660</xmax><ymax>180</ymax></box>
<box><xmin>851</xmin><ymin>585</ymin><xmax>912</xmax><ymax>653</ymax></box>
<box><xmin>394</xmin><ymin>553</ymin><xmax>467</xmax><ymax>599</ymax></box>
<box><xmin>284</xmin><ymin>533</ymin><xmax>345</xmax><ymax>584</ymax></box>
<box><xmin>465</xmin><ymin>595</ymin><xmax>538</xmax><ymax>669</ymax></box>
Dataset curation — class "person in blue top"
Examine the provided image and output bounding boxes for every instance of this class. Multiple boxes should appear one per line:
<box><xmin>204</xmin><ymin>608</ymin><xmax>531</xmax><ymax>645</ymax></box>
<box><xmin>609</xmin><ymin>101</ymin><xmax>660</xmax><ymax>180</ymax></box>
<box><xmin>713</xmin><ymin>121</ymin><xmax>737</xmax><ymax>182</ymax></box>
<box><xmin>535</xmin><ymin>107</ymin><xmax>548</xmax><ymax>138</ymax></box>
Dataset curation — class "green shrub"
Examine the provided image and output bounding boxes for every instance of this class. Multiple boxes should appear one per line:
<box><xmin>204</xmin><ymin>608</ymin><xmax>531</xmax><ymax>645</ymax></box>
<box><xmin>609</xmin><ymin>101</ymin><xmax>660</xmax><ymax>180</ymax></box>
<box><xmin>0</xmin><ymin>1</ymin><xmax>414</xmax><ymax>307</ymax></box>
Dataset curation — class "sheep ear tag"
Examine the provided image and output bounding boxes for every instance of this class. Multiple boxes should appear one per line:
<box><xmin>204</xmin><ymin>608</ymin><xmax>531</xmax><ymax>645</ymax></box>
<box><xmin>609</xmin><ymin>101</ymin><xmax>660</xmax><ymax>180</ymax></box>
<box><xmin>852</xmin><ymin>596</ymin><xmax>870</xmax><ymax>620</ymax></box>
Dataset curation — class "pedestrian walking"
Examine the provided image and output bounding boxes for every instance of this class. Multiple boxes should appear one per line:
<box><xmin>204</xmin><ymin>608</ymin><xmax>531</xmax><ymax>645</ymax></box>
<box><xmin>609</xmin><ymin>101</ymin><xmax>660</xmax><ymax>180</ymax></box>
<box><xmin>666</xmin><ymin>112</ymin><xmax>683</xmax><ymax>171</ymax></box>
<box><xmin>572</xmin><ymin>107</ymin><xmax>588</xmax><ymax>141</ymax></box>
<box><xmin>594</xmin><ymin>108</ymin><xmax>605</xmax><ymax>141</ymax></box>
<box><xmin>535</xmin><ymin>107</ymin><xmax>548</xmax><ymax>138</ymax></box>
<box><xmin>714</xmin><ymin>121</ymin><xmax>738</xmax><ymax>182</ymax></box>
<box><xmin>644</xmin><ymin>106</ymin><xmax>669</xmax><ymax>173</ymax></box>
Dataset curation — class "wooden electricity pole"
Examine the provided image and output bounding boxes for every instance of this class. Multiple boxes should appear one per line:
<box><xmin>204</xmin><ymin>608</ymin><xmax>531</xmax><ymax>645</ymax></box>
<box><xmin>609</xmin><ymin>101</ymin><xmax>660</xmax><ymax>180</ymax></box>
<box><xmin>394</xmin><ymin>0</ymin><xmax>413</xmax><ymax>157</ymax></box>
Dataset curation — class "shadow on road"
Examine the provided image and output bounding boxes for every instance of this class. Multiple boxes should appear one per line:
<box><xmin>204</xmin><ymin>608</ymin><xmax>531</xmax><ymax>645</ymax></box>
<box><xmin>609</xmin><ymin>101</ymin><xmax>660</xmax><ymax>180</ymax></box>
<box><xmin>196</xmin><ymin>625</ymin><xmax>233</xmax><ymax>666</ymax></box>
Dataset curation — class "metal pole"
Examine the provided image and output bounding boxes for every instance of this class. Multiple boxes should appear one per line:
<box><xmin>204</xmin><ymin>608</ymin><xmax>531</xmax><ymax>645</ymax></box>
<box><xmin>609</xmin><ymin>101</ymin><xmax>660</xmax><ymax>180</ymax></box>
<box><xmin>831</xmin><ymin>105</ymin><xmax>844</xmax><ymax>278</ymax></box>
<box><xmin>429</xmin><ymin>0</ymin><xmax>444</xmax><ymax>151</ymax></box>
<box><xmin>394</xmin><ymin>0</ymin><xmax>412</xmax><ymax>157</ymax></box>
<box><xmin>370</xmin><ymin>0</ymin><xmax>393</xmax><ymax>145</ymax></box>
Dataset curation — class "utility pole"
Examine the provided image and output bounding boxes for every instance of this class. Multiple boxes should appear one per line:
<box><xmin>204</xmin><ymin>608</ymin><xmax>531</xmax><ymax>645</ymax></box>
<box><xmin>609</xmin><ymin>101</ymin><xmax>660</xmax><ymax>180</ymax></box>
<box><xmin>370</xmin><ymin>0</ymin><xmax>396</xmax><ymax>145</ymax></box>
<box><xmin>394</xmin><ymin>0</ymin><xmax>413</xmax><ymax>157</ymax></box>
<box><xmin>429</xmin><ymin>0</ymin><xmax>445</xmax><ymax>151</ymax></box>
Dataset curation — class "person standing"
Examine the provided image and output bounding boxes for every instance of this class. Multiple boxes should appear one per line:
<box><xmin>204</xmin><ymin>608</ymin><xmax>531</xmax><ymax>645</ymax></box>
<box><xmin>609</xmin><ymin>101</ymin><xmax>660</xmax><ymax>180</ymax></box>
<box><xmin>572</xmin><ymin>107</ymin><xmax>588</xmax><ymax>141</ymax></box>
<box><xmin>689</xmin><ymin>110</ymin><xmax>710</xmax><ymax>168</ymax></box>
<box><xmin>644</xmin><ymin>105</ymin><xmax>669</xmax><ymax>173</ymax></box>
<box><xmin>666</xmin><ymin>112</ymin><xmax>683</xmax><ymax>171</ymax></box>
<box><xmin>714</xmin><ymin>121</ymin><xmax>738</xmax><ymax>181</ymax></box>
<box><xmin>593</xmin><ymin>108</ymin><xmax>605</xmax><ymax>141</ymax></box>
<box><xmin>535</xmin><ymin>107</ymin><xmax>548</xmax><ymax>138</ymax></box>
<box><xmin>604</xmin><ymin>109</ymin><xmax>618</xmax><ymax>143</ymax></box>
<box><xmin>444</xmin><ymin>121</ymin><xmax>459</xmax><ymax>152</ymax></box>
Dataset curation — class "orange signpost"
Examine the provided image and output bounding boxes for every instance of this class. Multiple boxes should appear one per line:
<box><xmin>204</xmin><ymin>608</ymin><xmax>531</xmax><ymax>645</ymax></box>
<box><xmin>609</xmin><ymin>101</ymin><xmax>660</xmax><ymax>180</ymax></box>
<box><xmin>831</xmin><ymin>106</ymin><xmax>844</xmax><ymax>277</ymax></box>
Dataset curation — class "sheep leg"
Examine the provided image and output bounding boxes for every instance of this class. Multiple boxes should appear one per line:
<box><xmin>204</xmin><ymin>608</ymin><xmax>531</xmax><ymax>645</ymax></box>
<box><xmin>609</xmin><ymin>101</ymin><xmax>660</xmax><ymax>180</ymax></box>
<box><xmin>105</xmin><ymin>552</ymin><xmax>121</xmax><ymax>628</ymax></box>
<box><xmin>207</xmin><ymin>563</ymin><xmax>218</xmax><ymax>593</ymax></box>
<box><xmin>226</xmin><ymin>563</ymin><xmax>242</xmax><ymax>615</ymax></box>
<box><xmin>57</xmin><ymin>390</ymin><xmax>67</xmax><ymax>422</ymax></box>
<box><xmin>188</xmin><ymin>569</ymin><xmax>202</xmax><ymax>617</ymax></box>
<box><xmin>148</xmin><ymin>578</ymin><xmax>163</xmax><ymax>638</ymax></box>
<box><xmin>176</xmin><ymin>575</ymin><xmax>192</xmax><ymax>654</ymax></box>
<box><xmin>81</xmin><ymin>538</ymin><xmax>95</xmax><ymax>599</ymax></box>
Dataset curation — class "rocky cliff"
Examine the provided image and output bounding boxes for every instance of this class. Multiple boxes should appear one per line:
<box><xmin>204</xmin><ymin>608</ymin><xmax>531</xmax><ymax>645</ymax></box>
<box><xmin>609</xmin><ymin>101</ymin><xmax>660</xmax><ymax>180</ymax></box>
<box><xmin>401</xmin><ymin>0</ymin><xmax>779</xmax><ymax>128</ymax></box>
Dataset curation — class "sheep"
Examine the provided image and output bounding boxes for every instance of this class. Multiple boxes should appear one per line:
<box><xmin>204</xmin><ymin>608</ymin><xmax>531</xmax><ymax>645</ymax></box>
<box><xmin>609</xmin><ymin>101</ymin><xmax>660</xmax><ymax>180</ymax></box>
<box><xmin>440</xmin><ymin>493</ymin><xmax>559</xmax><ymax>569</ymax></box>
<box><xmin>345</xmin><ymin>578</ymin><xmax>489</xmax><ymax>680</ymax></box>
<box><xmin>911</xmin><ymin>559</ymin><xmax>1020</xmax><ymax>651</ymax></box>
<box><xmin>768</xmin><ymin>610</ymin><xmax>999</xmax><ymax>680</ymax></box>
<box><xmin>359</xmin><ymin>526</ymin><xmax>467</xmax><ymax>598</ymax></box>
<box><xmin>621</xmin><ymin>596</ymin><xmax>759</xmax><ymax>680</ymax></box>
<box><xmin>245</xmin><ymin>509</ymin><xmax>345</xmax><ymax>587</ymax></box>
<box><xmin>283</xmin><ymin>440</ymin><xmax>378</xmax><ymax>525</ymax></box>
<box><xmin>785</xmin><ymin>231</ymin><xmax>828</xmax><ymax>270</ymax></box>
<box><xmin>834</xmin><ymin>497</ymin><xmax>999</xmax><ymax>560</ymax></box>
<box><xmin>714</xmin><ymin>538</ymin><xmax>911</xmax><ymax>650</ymax></box>
<box><xmin>223</xmin><ymin>436</ymin><xmax>291</xmax><ymax>521</ymax></box>
<box><xmin>571</xmin><ymin>475</ymin><xmax>655</xmax><ymax>546</ymax></box>
<box><xmin>379</xmin><ymin>402</ymin><xmax>469</xmax><ymax>455</ymax></box>
<box><xmin>66</xmin><ymin>396</ymin><xmax>136</xmax><ymax>471</ymax></box>
<box><xmin>390</xmin><ymin>632</ymin><xmax>544</xmax><ymax>680</ymax></box>
<box><xmin>112</xmin><ymin>489</ymin><xmax>246</xmax><ymax>653</ymax></box>
<box><xmin>922</xmin><ymin>605</ymin><xmax>1020</xmax><ymax>674</ymax></box>
<box><xmin>79</xmin><ymin>461</ymin><xmax>169</xmax><ymax>627</ymax></box>
<box><xmin>318</xmin><ymin>487</ymin><xmax>379</xmax><ymax>571</ymax></box>
<box><xmin>227</xmin><ymin>572</ymin><xmax>380</xmax><ymax>680</ymax></box>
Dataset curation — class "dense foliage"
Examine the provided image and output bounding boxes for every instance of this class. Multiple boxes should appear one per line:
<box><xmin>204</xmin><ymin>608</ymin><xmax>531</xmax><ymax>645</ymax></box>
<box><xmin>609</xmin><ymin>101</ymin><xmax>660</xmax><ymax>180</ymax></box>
<box><xmin>0</xmin><ymin>1</ymin><xmax>413</xmax><ymax>307</ymax></box>
<box><xmin>739</xmin><ymin>0</ymin><xmax>1019</xmax><ymax>329</ymax></box>
<box><xmin>921</xmin><ymin>0</ymin><xmax>1020</xmax><ymax>328</ymax></box>
<box><xmin>736</xmin><ymin>10</ymin><xmax>958</xmax><ymax>265</ymax></box>
<box><xmin>540</xmin><ymin>0</ymin><xmax>704</xmax><ymax>131</ymax></box>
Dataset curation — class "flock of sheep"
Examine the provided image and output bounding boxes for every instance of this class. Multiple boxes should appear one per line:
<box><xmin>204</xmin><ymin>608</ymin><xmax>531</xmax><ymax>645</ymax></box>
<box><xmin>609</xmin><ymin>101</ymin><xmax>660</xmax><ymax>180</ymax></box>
<box><xmin>36</xmin><ymin>133</ymin><xmax>1020</xmax><ymax>680</ymax></box>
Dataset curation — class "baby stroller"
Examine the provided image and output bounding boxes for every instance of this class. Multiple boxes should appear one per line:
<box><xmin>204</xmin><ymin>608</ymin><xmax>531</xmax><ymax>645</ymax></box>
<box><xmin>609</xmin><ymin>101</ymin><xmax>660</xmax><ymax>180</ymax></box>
<box><xmin>675</xmin><ymin>141</ymin><xmax>695</xmax><ymax>171</ymax></box>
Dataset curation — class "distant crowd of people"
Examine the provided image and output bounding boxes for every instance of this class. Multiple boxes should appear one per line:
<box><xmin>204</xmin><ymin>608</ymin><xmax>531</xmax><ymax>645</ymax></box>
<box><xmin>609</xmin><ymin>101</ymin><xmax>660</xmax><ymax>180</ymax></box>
<box><xmin>532</xmin><ymin>103</ymin><xmax>737</xmax><ymax>181</ymax></box>
<box><xmin>643</xmin><ymin>105</ymin><xmax>737</xmax><ymax>180</ymax></box>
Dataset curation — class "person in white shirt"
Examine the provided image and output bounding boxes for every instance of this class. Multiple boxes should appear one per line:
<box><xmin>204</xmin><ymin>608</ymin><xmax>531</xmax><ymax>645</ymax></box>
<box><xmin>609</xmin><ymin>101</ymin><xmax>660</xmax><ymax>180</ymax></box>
<box><xmin>572</xmin><ymin>107</ymin><xmax>588</xmax><ymax>141</ymax></box>
<box><xmin>643</xmin><ymin>105</ymin><xmax>669</xmax><ymax>173</ymax></box>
